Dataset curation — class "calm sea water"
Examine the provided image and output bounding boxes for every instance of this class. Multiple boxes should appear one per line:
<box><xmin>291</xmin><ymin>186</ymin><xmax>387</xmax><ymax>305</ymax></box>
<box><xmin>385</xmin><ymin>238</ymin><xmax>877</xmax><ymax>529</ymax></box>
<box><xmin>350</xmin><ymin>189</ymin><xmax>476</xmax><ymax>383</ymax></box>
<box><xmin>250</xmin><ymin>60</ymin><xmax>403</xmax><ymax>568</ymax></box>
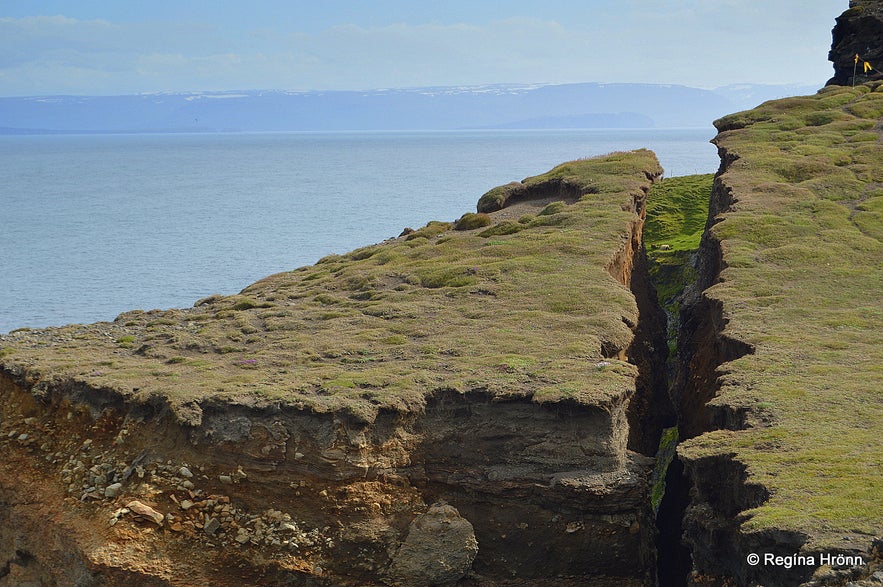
<box><xmin>0</xmin><ymin>129</ymin><xmax>718</xmax><ymax>333</ymax></box>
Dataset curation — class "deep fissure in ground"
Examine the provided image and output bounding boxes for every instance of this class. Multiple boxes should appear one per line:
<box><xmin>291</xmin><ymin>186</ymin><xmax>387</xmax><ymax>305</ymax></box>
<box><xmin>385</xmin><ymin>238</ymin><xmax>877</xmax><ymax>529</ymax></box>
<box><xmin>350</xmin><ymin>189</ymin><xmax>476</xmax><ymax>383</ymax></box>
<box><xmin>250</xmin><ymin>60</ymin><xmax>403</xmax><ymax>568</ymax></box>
<box><xmin>641</xmin><ymin>173</ymin><xmax>715</xmax><ymax>586</ymax></box>
<box><xmin>0</xmin><ymin>167</ymin><xmax>761</xmax><ymax>585</ymax></box>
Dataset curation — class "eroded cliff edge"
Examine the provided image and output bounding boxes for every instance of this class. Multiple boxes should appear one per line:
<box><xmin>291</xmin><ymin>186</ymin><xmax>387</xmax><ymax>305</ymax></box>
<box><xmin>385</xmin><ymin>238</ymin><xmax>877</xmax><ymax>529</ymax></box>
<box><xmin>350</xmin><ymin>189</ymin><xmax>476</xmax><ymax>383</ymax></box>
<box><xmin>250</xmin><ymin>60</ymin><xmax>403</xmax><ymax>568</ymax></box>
<box><xmin>674</xmin><ymin>84</ymin><xmax>883</xmax><ymax>586</ymax></box>
<box><xmin>0</xmin><ymin>151</ymin><xmax>667</xmax><ymax>586</ymax></box>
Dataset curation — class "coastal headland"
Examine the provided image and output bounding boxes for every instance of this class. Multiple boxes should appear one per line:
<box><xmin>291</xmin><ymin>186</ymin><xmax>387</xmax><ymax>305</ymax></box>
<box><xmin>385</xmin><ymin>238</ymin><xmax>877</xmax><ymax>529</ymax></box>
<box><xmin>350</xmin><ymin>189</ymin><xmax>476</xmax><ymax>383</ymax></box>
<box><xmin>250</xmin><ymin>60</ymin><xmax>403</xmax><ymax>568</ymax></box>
<box><xmin>1</xmin><ymin>3</ymin><xmax>881</xmax><ymax>585</ymax></box>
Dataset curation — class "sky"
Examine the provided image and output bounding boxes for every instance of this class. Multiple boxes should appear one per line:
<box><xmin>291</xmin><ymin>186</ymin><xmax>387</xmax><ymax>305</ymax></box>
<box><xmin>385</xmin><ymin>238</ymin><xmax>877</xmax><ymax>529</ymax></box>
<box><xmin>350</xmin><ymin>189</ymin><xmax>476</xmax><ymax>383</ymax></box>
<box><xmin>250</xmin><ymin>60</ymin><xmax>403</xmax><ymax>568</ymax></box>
<box><xmin>0</xmin><ymin>0</ymin><xmax>848</xmax><ymax>96</ymax></box>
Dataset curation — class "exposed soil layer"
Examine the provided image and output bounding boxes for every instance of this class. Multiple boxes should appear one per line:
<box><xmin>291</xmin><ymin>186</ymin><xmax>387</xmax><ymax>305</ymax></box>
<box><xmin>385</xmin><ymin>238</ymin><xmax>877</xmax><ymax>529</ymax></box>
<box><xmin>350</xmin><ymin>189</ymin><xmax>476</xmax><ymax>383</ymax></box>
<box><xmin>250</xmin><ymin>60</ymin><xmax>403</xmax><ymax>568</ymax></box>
<box><xmin>0</xmin><ymin>152</ymin><xmax>669</xmax><ymax>586</ymax></box>
<box><xmin>0</xmin><ymin>350</ymin><xmax>660</xmax><ymax>586</ymax></box>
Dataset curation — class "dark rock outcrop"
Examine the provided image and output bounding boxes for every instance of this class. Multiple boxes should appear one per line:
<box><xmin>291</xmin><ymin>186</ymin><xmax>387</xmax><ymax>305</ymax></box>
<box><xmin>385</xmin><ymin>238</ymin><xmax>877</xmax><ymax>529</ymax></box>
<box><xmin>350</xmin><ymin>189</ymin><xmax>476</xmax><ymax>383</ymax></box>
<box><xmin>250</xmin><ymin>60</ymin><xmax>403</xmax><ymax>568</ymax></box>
<box><xmin>827</xmin><ymin>1</ymin><xmax>883</xmax><ymax>85</ymax></box>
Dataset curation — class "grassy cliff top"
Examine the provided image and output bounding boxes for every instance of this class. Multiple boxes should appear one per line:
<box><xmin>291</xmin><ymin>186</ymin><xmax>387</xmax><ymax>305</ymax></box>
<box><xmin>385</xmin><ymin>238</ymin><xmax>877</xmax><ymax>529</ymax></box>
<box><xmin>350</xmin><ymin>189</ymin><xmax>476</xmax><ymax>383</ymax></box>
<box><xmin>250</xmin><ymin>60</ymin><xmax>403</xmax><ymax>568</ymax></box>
<box><xmin>680</xmin><ymin>83</ymin><xmax>883</xmax><ymax>546</ymax></box>
<box><xmin>0</xmin><ymin>150</ymin><xmax>662</xmax><ymax>424</ymax></box>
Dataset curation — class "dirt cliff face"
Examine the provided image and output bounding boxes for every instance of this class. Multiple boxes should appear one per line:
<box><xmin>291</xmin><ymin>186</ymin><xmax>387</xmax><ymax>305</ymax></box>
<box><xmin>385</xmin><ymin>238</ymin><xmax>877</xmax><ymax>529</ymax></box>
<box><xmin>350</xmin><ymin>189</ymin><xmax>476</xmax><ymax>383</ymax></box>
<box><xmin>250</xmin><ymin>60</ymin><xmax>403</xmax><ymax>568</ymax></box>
<box><xmin>0</xmin><ymin>151</ymin><xmax>667</xmax><ymax>586</ymax></box>
<box><xmin>827</xmin><ymin>1</ymin><xmax>883</xmax><ymax>86</ymax></box>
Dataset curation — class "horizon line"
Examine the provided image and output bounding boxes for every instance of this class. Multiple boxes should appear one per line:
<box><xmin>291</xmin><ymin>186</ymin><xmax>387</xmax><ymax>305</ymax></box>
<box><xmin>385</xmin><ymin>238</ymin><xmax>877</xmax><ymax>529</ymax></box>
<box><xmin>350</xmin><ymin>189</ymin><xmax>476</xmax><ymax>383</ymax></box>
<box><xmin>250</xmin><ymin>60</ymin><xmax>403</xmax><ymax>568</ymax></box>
<box><xmin>0</xmin><ymin>80</ymin><xmax>825</xmax><ymax>100</ymax></box>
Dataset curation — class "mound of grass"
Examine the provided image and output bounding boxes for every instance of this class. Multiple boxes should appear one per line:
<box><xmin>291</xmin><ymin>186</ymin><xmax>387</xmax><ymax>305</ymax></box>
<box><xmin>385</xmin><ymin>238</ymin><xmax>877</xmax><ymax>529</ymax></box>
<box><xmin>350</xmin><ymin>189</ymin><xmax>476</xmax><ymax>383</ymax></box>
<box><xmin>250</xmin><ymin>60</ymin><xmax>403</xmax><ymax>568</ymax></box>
<box><xmin>538</xmin><ymin>201</ymin><xmax>567</xmax><ymax>216</ymax></box>
<box><xmin>478</xmin><ymin>220</ymin><xmax>523</xmax><ymax>237</ymax></box>
<box><xmin>453</xmin><ymin>212</ymin><xmax>492</xmax><ymax>231</ymax></box>
<box><xmin>682</xmin><ymin>84</ymin><xmax>883</xmax><ymax>546</ymax></box>
<box><xmin>404</xmin><ymin>220</ymin><xmax>452</xmax><ymax>241</ymax></box>
<box><xmin>476</xmin><ymin>150</ymin><xmax>658</xmax><ymax>212</ymax></box>
<box><xmin>477</xmin><ymin>182</ymin><xmax>521</xmax><ymax>213</ymax></box>
<box><xmin>0</xmin><ymin>151</ymin><xmax>663</xmax><ymax>423</ymax></box>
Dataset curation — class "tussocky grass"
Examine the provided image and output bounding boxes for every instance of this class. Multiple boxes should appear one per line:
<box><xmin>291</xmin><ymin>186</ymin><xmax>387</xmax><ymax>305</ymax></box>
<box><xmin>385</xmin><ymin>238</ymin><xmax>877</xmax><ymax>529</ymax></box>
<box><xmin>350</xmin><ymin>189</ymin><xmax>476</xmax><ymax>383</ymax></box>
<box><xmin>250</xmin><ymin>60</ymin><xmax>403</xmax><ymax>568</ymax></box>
<box><xmin>0</xmin><ymin>150</ymin><xmax>662</xmax><ymax>425</ymax></box>
<box><xmin>679</xmin><ymin>82</ymin><xmax>883</xmax><ymax>547</ymax></box>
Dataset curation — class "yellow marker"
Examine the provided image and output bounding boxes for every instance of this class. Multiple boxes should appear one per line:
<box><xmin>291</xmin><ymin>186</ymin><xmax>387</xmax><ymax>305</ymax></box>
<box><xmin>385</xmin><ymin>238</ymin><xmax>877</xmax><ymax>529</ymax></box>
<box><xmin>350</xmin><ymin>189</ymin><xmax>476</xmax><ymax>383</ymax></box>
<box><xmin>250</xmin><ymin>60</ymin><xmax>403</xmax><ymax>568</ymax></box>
<box><xmin>864</xmin><ymin>61</ymin><xmax>873</xmax><ymax>73</ymax></box>
<box><xmin>855</xmin><ymin>53</ymin><xmax>860</xmax><ymax>64</ymax></box>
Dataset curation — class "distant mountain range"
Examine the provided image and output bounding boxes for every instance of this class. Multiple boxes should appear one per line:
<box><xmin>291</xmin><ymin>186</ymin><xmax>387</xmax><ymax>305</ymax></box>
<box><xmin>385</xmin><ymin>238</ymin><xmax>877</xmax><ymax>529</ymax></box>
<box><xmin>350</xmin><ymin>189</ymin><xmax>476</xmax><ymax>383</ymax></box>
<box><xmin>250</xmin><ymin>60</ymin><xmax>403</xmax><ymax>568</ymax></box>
<box><xmin>0</xmin><ymin>82</ymin><xmax>819</xmax><ymax>134</ymax></box>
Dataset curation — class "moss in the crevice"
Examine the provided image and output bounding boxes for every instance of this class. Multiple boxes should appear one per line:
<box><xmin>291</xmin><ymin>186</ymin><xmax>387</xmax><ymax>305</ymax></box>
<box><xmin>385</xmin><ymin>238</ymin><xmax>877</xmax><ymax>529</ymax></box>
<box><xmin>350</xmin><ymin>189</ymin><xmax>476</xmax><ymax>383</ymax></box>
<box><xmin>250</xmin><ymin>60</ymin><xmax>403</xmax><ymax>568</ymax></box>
<box><xmin>651</xmin><ymin>426</ymin><xmax>680</xmax><ymax>513</ymax></box>
<box><xmin>644</xmin><ymin>174</ymin><xmax>713</xmax><ymax>355</ymax></box>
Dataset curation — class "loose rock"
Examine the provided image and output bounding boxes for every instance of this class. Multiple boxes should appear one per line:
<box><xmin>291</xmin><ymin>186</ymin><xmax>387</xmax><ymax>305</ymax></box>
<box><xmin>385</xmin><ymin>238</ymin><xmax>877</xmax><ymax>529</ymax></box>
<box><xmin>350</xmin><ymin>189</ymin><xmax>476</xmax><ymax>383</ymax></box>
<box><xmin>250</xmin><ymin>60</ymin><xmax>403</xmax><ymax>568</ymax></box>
<box><xmin>104</xmin><ymin>482</ymin><xmax>123</xmax><ymax>498</ymax></box>
<box><xmin>387</xmin><ymin>503</ymin><xmax>478</xmax><ymax>587</ymax></box>
<box><xmin>126</xmin><ymin>500</ymin><xmax>164</xmax><ymax>525</ymax></box>
<box><xmin>204</xmin><ymin>517</ymin><xmax>221</xmax><ymax>536</ymax></box>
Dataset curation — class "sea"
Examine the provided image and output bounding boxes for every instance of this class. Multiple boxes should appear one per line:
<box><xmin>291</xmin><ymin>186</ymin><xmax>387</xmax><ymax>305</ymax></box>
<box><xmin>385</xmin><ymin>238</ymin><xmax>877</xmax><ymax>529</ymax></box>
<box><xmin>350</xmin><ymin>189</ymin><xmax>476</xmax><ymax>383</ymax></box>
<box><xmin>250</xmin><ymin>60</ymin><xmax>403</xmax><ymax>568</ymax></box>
<box><xmin>0</xmin><ymin>129</ymin><xmax>718</xmax><ymax>333</ymax></box>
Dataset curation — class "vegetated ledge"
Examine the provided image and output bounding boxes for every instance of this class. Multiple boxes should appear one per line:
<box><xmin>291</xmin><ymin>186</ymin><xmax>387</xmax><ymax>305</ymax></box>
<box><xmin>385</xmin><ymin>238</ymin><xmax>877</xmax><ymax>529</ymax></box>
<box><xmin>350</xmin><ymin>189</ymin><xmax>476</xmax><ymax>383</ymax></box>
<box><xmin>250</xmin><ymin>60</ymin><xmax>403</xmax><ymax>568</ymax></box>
<box><xmin>674</xmin><ymin>83</ymin><xmax>883</xmax><ymax>586</ymax></box>
<box><xmin>0</xmin><ymin>151</ymin><xmax>666</xmax><ymax>586</ymax></box>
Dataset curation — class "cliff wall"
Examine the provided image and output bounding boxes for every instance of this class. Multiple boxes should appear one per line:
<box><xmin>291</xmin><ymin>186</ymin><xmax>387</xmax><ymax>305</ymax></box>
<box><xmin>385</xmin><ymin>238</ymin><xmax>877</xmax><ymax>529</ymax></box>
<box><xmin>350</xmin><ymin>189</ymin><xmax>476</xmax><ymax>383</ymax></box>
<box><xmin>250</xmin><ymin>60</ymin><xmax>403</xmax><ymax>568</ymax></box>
<box><xmin>0</xmin><ymin>151</ymin><xmax>667</xmax><ymax>586</ymax></box>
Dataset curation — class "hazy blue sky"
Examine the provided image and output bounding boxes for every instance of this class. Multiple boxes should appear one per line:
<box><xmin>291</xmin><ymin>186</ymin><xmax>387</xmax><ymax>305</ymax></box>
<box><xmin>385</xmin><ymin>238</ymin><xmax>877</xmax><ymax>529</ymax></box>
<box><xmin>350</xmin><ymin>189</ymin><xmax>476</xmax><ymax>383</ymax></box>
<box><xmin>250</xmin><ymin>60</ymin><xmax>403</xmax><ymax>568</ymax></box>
<box><xmin>1</xmin><ymin>0</ymin><xmax>847</xmax><ymax>96</ymax></box>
